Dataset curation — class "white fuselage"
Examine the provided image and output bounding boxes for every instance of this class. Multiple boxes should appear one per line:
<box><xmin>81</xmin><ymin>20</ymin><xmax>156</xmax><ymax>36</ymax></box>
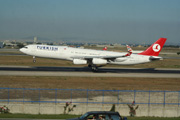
<box><xmin>20</xmin><ymin>45</ymin><xmax>152</xmax><ymax>65</ymax></box>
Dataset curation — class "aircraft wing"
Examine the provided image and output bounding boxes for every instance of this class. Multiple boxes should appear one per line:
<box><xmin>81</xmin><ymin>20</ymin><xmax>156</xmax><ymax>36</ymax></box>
<box><xmin>71</xmin><ymin>55</ymin><xmax>127</xmax><ymax>60</ymax></box>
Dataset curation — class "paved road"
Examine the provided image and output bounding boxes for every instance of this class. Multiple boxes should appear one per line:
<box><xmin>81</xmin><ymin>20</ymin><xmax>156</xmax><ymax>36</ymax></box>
<box><xmin>0</xmin><ymin>66</ymin><xmax>180</xmax><ymax>78</ymax></box>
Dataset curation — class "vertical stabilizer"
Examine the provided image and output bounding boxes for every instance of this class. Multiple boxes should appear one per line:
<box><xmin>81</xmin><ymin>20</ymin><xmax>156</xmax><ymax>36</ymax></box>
<box><xmin>125</xmin><ymin>45</ymin><xmax>132</xmax><ymax>56</ymax></box>
<box><xmin>103</xmin><ymin>46</ymin><xmax>107</xmax><ymax>50</ymax></box>
<box><xmin>138</xmin><ymin>38</ymin><xmax>167</xmax><ymax>56</ymax></box>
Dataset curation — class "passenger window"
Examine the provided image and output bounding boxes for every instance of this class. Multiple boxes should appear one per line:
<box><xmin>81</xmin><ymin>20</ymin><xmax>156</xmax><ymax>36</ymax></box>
<box><xmin>87</xmin><ymin>115</ymin><xmax>93</xmax><ymax>120</ymax></box>
<box><xmin>87</xmin><ymin>115</ymin><xmax>97</xmax><ymax>120</ymax></box>
<box><xmin>105</xmin><ymin>115</ymin><xmax>110</xmax><ymax>120</ymax></box>
<box><xmin>98</xmin><ymin>114</ymin><xmax>105</xmax><ymax>120</ymax></box>
<box><xmin>109</xmin><ymin>115</ymin><xmax>120</xmax><ymax>120</ymax></box>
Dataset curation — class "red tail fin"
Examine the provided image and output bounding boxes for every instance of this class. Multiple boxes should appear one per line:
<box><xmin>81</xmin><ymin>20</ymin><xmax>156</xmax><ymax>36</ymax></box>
<box><xmin>126</xmin><ymin>45</ymin><xmax>132</xmax><ymax>52</ymax></box>
<box><xmin>103</xmin><ymin>46</ymin><xmax>107</xmax><ymax>50</ymax></box>
<box><xmin>138</xmin><ymin>38</ymin><xmax>167</xmax><ymax>56</ymax></box>
<box><xmin>125</xmin><ymin>45</ymin><xmax>132</xmax><ymax>56</ymax></box>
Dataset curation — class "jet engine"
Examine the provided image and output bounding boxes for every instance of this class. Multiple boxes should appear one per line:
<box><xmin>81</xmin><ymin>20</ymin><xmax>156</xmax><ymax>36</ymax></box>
<box><xmin>92</xmin><ymin>58</ymin><xmax>107</xmax><ymax>64</ymax></box>
<box><xmin>73</xmin><ymin>59</ymin><xmax>87</xmax><ymax>64</ymax></box>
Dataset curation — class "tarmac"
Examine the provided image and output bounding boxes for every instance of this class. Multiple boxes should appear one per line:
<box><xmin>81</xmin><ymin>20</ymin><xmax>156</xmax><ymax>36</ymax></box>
<box><xmin>0</xmin><ymin>66</ymin><xmax>180</xmax><ymax>78</ymax></box>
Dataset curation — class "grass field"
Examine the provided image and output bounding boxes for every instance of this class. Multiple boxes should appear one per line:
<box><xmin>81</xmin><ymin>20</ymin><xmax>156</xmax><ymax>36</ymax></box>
<box><xmin>0</xmin><ymin>114</ymin><xmax>179</xmax><ymax>120</ymax></box>
<box><xmin>0</xmin><ymin>114</ymin><xmax>80</xmax><ymax>119</ymax></box>
<box><xmin>0</xmin><ymin>76</ymin><xmax>180</xmax><ymax>91</ymax></box>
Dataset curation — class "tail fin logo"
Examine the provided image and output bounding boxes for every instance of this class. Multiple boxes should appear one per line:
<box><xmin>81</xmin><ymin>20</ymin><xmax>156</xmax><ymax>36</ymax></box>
<box><xmin>152</xmin><ymin>44</ymin><xmax>161</xmax><ymax>52</ymax></box>
<box><xmin>138</xmin><ymin>38</ymin><xmax>167</xmax><ymax>56</ymax></box>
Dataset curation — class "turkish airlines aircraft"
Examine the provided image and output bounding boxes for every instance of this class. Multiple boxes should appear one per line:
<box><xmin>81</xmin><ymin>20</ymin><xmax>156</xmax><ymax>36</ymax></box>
<box><xmin>20</xmin><ymin>38</ymin><xmax>167</xmax><ymax>71</ymax></box>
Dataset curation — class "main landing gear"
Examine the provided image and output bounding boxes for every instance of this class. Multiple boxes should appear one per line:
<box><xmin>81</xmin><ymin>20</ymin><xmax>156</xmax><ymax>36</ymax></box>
<box><xmin>88</xmin><ymin>64</ymin><xmax>98</xmax><ymax>72</ymax></box>
<box><xmin>33</xmin><ymin>56</ymin><xmax>36</xmax><ymax>63</ymax></box>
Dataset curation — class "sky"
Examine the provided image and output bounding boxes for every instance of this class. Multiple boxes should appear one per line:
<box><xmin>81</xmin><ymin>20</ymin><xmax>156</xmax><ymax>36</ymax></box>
<box><xmin>0</xmin><ymin>0</ymin><xmax>180</xmax><ymax>44</ymax></box>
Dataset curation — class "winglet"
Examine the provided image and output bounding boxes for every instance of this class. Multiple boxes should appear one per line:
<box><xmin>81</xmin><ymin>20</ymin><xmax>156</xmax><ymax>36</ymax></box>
<box><xmin>138</xmin><ymin>38</ymin><xmax>167</xmax><ymax>56</ymax></box>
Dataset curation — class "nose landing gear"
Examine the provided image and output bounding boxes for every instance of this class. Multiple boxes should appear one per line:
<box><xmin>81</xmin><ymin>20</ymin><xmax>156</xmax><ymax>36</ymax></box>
<box><xmin>33</xmin><ymin>56</ymin><xmax>36</xmax><ymax>63</ymax></box>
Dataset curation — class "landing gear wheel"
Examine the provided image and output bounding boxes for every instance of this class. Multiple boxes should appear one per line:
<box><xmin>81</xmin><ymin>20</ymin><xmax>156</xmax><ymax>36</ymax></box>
<box><xmin>33</xmin><ymin>59</ymin><xmax>36</xmax><ymax>63</ymax></box>
<box><xmin>91</xmin><ymin>66</ymin><xmax>98</xmax><ymax>72</ymax></box>
<box><xmin>88</xmin><ymin>64</ymin><xmax>98</xmax><ymax>72</ymax></box>
<box><xmin>33</xmin><ymin>56</ymin><xmax>36</xmax><ymax>63</ymax></box>
<box><xmin>88</xmin><ymin>64</ymin><xmax>92</xmax><ymax>68</ymax></box>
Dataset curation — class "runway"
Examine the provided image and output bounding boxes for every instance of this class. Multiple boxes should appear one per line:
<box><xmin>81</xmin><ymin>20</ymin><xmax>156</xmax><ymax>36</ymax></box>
<box><xmin>0</xmin><ymin>66</ymin><xmax>180</xmax><ymax>78</ymax></box>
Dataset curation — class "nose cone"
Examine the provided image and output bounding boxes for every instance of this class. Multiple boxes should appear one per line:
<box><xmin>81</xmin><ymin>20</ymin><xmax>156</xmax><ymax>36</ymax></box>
<box><xmin>19</xmin><ymin>48</ymin><xmax>24</xmax><ymax>52</ymax></box>
<box><xmin>19</xmin><ymin>47</ymin><xmax>27</xmax><ymax>54</ymax></box>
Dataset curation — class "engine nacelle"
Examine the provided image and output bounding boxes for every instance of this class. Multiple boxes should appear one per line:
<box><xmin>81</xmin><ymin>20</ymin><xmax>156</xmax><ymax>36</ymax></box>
<box><xmin>92</xmin><ymin>58</ymin><xmax>107</xmax><ymax>64</ymax></box>
<box><xmin>73</xmin><ymin>59</ymin><xmax>87</xmax><ymax>65</ymax></box>
<box><xmin>115</xmin><ymin>58</ymin><xmax>127</xmax><ymax>62</ymax></box>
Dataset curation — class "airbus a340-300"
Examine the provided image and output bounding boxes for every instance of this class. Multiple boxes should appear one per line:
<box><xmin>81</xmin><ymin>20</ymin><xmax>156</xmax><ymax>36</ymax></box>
<box><xmin>20</xmin><ymin>38</ymin><xmax>167</xmax><ymax>71</ymax></box>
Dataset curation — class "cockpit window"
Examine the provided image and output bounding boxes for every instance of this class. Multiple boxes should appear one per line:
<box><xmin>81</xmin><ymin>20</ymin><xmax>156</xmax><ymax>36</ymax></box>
<box><xmin>24</xmin><ymin>47</ymin><xmax>28</xmax><ymax>49</ymax></box>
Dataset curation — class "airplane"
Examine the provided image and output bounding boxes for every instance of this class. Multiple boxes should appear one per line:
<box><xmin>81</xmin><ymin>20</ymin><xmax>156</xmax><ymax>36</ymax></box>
<box><xmin>103</xmin><ymin>46</ymin><xmax>107</xmax><ymax>50</ymax></box>
<box><xmin>20</xmin><ymin>38</ymin><xmax>167</xmax><ymax>71</ymax></box>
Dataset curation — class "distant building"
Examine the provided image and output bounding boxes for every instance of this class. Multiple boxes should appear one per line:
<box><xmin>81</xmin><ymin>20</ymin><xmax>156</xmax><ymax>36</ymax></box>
<box><xmin>137</xmin><ymin>45</ymin><xmax>143</xmax><ymax>48</ymax></box>
<box><xmin>3</xmin><ymin>40</ymin><xmax>18</xmax><ymax>48</ymax></box>
<box><xmin>96</xmin><ymin>45</ymin><xmax>114</xmax><ymax>48</ymax></box>
<box><xmin>96</xmin><ymin>44</ymin><xmax>124</xmax><ymax>48</ymax></box>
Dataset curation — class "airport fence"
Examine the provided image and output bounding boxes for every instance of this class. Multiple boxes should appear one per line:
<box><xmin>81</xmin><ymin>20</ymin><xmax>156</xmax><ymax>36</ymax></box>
<box><xmin>0</xmin><ymin>88</ymin><xmax>180</xmax><ymax>106</ymax></box>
